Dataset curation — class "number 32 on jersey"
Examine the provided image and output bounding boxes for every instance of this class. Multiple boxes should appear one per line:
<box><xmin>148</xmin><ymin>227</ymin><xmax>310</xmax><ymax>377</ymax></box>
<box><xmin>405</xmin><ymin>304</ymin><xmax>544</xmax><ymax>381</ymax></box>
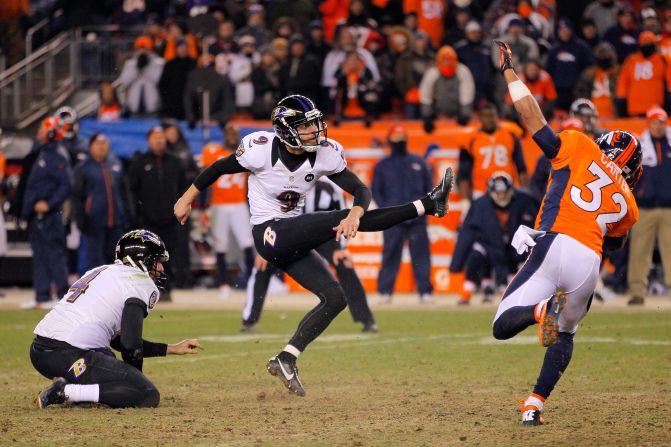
<box><xmin>569</xmin><ymin>161</ymin><xmax>628</xmax><ymax>234</ymax></box>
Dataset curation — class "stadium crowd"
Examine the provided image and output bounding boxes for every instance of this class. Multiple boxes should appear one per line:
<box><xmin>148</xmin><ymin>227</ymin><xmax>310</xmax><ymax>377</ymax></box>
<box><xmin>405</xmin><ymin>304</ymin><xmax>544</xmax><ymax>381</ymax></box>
<box><xmin>1</xmin><ymin>0</ymin><xmax>671</xmax><ymax>309</ymax></box>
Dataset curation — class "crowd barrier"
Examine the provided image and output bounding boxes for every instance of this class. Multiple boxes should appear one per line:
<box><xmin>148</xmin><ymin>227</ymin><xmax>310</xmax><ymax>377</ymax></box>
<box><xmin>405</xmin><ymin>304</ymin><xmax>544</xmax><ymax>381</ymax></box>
<box><xmin>79</xmin><ymin>117</ymin><xmax>651</xmax><ymax>294</ymax></box>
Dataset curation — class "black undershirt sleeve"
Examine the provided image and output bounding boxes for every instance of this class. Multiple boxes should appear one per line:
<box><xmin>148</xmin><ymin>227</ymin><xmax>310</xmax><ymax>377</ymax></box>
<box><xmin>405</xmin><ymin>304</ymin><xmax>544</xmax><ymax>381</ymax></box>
<box><xmin>193</xmin><ymin>154</ymin><xmax>250</xmax><ymax>191</ymax></box>
<box><xmin>532</xmin><ymin>125</ymin><xmax>562</xmax><ymax>159</ymax></box>
<box><xmin>328</xmin><ymin>168</ymin><xmax>372</xmax><ymax>211</ymax></box>
<box><xmin>118</xmin><ymin>298</ymin><xmax>168</xmax><ymax>371</ymax></box>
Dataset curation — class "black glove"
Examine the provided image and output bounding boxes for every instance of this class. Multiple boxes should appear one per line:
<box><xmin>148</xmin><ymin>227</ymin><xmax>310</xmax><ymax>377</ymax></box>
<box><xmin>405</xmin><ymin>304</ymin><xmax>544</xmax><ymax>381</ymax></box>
<box><xmin>494</xmin><ymin>40</ymin><xmax>514</xmax><ymax>73</ymax></box>
<box><xmin>423</xmin><ymin>116</ymin><xmax>435</xmax><ymax>134</ymax></box>
<box><xmin>137</xmin><ymin>53</ymin><xmax>149</xmax><ymax>71</ymax></box>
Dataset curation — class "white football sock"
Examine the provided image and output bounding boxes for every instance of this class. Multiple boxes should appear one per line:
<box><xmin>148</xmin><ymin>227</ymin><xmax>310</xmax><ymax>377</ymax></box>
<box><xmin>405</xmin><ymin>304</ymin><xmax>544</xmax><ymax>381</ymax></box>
<box><xmin>412</xmin><ymin>200</ymin><xmax>425</xmax><ymax>216</ymax></box>
<box><xmin>283</xmin><ymin>344</ymin><xmax>301</xmax><ymax>358</ymax></box>
<box><xmin>64</xmin><ymin>384</ymin><xmax>100</xmax><ymax>403</ymax></box>
<box><xmin>525</xmin><ymin>394</ymin><xmax>544</xmax><ymax>411</ymax></box>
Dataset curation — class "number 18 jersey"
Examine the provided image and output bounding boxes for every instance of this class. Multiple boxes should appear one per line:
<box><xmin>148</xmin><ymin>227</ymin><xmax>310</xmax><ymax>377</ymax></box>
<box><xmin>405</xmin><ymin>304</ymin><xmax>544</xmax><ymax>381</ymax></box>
<box><xmin>236</xmin><ymin>131</ymin><xmax>347</xmax><ymax>225</ymax></box>
<box><xmin>34</xmin><ymin>263</ymin><xmax>159</xmax><ymax>350</ymax></box>
<box><xmin>535</xmin><ymin>130</ymin><xmax>639</xmax><ymax>256</ymax></box>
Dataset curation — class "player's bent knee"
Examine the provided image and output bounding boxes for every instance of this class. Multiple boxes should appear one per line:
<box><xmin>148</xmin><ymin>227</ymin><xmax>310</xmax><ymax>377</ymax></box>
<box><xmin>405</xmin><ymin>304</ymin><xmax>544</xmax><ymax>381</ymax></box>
<box><xmin>320</xmin><ymin>283</ymin><xmax>347</xmax><ymax>313</ymax></box>
<box><xmin>138</xmin><ymin>386</ymin><xmax>160</xmax><ymax>408</ymax></box>
<box><xmin>492</xmin><ymin>318</ymin><xmax>513</xmax><ymax>340</ymax></box>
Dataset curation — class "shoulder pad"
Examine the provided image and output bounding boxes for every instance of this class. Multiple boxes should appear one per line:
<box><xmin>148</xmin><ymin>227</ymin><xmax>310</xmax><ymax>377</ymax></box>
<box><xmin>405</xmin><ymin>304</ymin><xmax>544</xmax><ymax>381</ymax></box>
<box><xmin>237</xmin><ymin>131</ymin><xmax>273</xmax><ymax>170</ymax></box>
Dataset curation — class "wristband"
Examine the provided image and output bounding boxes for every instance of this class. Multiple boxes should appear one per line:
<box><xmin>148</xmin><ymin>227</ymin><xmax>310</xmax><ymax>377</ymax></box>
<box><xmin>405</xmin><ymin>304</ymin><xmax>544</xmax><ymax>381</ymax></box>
<box><xmin>508</xmin><ymin>80</ymin><xmax>532</xmax><ymax>102</ymax></box>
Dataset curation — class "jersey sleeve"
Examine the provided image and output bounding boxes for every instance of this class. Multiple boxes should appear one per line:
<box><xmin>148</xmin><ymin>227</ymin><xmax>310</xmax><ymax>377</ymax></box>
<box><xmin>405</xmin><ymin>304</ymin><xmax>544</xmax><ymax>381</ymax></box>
<box><xmin>320</xmin><ymin>138</ymin><xmax>347</xmax><ymax>175</ymax></box>
<box><xmin>123</xmin><ymin>274</ymin><xmax>159</xmax><ymax>315</ymax></box>
<box><xmin>236</xmin><ymin>133</ymin><xmax>269</xmax><ymax>172</ymax></box>
<box><xmin>551</xmin><ymin>131</ymin><xmax>584</xmax><ymax>170</ymax></box>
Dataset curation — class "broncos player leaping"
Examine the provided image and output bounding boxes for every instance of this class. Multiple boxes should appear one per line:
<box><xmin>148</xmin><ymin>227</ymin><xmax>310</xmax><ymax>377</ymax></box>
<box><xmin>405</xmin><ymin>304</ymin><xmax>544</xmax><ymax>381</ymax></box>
<box><xmin>174</xmin><ymin>95</ymin><xmax>452</xmax><ymax>397</ymax></box>
<box><xmin>493</xmin><ymin>41</ymin><xmax>641</xmax><ymax>426</ymax></box>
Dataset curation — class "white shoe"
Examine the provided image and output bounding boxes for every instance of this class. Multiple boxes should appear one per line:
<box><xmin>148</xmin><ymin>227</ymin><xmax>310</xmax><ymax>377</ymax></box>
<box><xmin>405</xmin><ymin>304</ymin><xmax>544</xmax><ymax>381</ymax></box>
<box><xmin>419</xmin><ymin>294</ymin><xmax>434</xmax><ymax>304</ymax></box>
<box><xmin>379</xmin><ymin>294</ymin><xmax>392</xmax><ymax>304</ymax></box>
<box><xmin>21</xmin><ymin>300</ymin><xmax>55</xmax><ymax>310</ymax></box>
<box><xmin>218</xmin><ymin>285</ymin><xmax>231</xmax><ymax>300</ymax></box>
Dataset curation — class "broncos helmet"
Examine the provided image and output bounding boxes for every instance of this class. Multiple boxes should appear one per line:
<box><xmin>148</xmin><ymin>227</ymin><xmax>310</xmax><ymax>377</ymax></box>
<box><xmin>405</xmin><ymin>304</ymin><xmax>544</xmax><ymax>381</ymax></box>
<box><xmin>595</xmin><ymin>130</ymin><xmax>643</xmax><ymax>188</ymax></box>
<box><xmin>570</xmin><ymin>98</ymin><xmax>597</xmax><ymax>133</ymax></box>
<box><xmin>486</xmin><ymin>171</ymin><xmax>514</xmax><ymax>207</ymax></box>
<box><xmin>271</xmin><ymin>95</ymin><xmax>327</xmax><ymax>152</ymax></box>
<box><xmin>115</xmin><ymin>229</ymin><xmax>169</xmax><ymax>290</ymax></box>
<box><xmin>55</xmin><ymin>106</ymin><xmax>79</xmax><ymax>140</ymax></box>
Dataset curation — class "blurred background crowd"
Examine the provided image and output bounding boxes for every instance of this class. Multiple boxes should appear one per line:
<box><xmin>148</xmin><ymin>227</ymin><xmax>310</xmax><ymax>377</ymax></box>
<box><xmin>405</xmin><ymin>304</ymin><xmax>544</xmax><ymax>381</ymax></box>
<box><xmin>1</xmin><ymin>0</ymin><xmax>670</xmax><ymax>311</ymax></box>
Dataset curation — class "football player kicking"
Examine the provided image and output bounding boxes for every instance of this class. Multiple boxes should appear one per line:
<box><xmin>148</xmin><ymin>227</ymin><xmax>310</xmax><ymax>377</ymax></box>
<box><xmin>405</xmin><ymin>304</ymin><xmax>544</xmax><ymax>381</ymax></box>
<box><xmin>174</xmin><ymin>94</ymin><xmax>452</xmax><ymax>396</ymax></box>
<box><xmin>30</xmin><ymin>230</ymin><xmax>202</xmax><ymax>408</ymax></box>
<box><xmin>493</xmin><ymin>41</ymin><xmax>641</xmax><ymax>426</ymax></box>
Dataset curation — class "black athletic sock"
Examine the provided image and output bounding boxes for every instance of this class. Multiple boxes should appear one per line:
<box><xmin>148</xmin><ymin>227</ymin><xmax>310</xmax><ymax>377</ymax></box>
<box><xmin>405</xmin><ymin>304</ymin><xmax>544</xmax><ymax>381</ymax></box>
<box><xmin>278</xmin><ymin>350</ymin><xmax>297</xmax><ymax>364</ymax></box>
<box><xmin>532</xmin><ymin>332</ymin><xmax>574</xmax><ymax>399</ymax></box>
<box><xmin>492</xmin><ymin>305</ymin><xmax>537</xmax><ymax>340</ymax></box>
<box><xmin>421</xmin><ymin>195</ymin><xmax>435</xmax><ymax>215</ymax></box>
<box><xmin>359</xmin><ymin>203</ymin><xmax>420</xmax><ymax>231</ymax></box>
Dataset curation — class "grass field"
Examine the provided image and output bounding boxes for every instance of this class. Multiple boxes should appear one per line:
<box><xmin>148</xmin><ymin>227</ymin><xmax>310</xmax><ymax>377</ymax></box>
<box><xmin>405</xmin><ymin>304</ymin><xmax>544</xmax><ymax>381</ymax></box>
<box><xmin>1</xmin><ymin>302</ymin><xmax>670</xmax><ymax>446</ymax></box>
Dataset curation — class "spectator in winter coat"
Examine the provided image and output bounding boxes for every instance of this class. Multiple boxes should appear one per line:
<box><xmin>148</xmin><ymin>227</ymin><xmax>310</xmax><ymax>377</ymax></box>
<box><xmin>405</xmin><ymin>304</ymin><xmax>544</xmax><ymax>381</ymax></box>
<box><xmin>545</xmin><ymin>19</ymin><xmax>594</xmax><ymax>111</ymax></box>
<box><xmin>278</xmin><ymin>34</ymin><xmax>321</xmax><ymax>102</ymax></box>
<box><xmin>504</xmin><ymin>59</ymin><xmax>557</xmax><ymax>121</ymax></box>
<box><xmin>616</xmin><ymin>31</ymin><xmax>671</xmax><ymax>117</ymax></box>
<box><xmin>159</xmin><ymin>39</ymin><xmax>196</xmax><ymax>120</ymax></box>
<box><xmin>251</xmin><ymin>46</ymin><xmax>281</xmax><ymax>119</ymax></box>
<box><xmin>229</xmin><ymin>34</ymin><xmax>259</xmax><ymax>111</ymax></box>
<box><xmin>184</xmin><ymin>55</ymin><xmax>235</xmax><ymax>128</ymax></box>
<box><xmin>72</xmin><ymin>133</ymin><xmax>127</xmax><ymax>272</ymax></box>
<box><xmin>604</xmin><ymin>7</ymin><xmax>641</xmax><ymax>63</ymax></box>
<box><xmin>209</xmin><ymin>20</ymin><xmax>239</xmax><ymax>77</ymax></box>
<box><xmin>334</xmin><ymin>51</ymin><xmax>380</xmax><ymax>126</ymax></box>
<box><xmin>235</xmin><ymin>4</ymin><xmax>272</xmax><ymax>47</ymax></box>
<box><xmin>306</xmin><ymin>20</ymin><xmax>332</xmax><ymax>66</ymax></box>
<box><xmin>420</xmin><ymin>45</ymin><xmax>475</xmax><ymax>132</ymax></box>
<box><xmin>575</xmin><ymin>42</ymin><xmax>619</xmax><ymax>119</ymax></box>
<box><xmin>395</xmin><ymin>30</ymin><xmax>434</xmax><ymax>119</ymax></box>
<box><xmin>455</xmin><ymin>21</ymin><xmax>494</xmax><ymax>107</ymax></box>
<box><xmin>118</xmin><ymin>37</ymin><xmax>165</xmax><ymax>116</ymax></box>
<box><xmin>627</xmin><ymin>106</ymin><xmax>671</xmax><ymax>306</ymax></box>
<box><xmin>404</xmin><ymin>0</ymin><xmax>447</xmax><ymax>50</ymax></box>
<box><xmin>583</xmin><ymin>0</ymin><xmax>621</xmax><ymax>37</ymax></box>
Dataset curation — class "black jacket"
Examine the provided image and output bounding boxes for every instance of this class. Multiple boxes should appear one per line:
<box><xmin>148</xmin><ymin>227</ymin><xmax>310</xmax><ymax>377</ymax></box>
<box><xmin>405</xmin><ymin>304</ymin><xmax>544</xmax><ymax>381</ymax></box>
<box><xmin>183</xmin><ymin>66</ymin><xmax>234</xmax><ymax>125</ymax></box>
<box><xmin>127</xmin><ymin>151</ymin><xmax>186</xmax><ymax>227</ymax></box>
<box><xmin>450</xmin><ymin>190</ymin><xmax>539</xmax><ymax>284</ymax></box>
<box><xmin>278</xmin><ymin>54</ymin><xmax>321</xmax><ymax>101</ymax></box>
<box><xmin>159</xmin><ymin>56</ymin><xmax>196</xmax><ymax>120</ymax></box>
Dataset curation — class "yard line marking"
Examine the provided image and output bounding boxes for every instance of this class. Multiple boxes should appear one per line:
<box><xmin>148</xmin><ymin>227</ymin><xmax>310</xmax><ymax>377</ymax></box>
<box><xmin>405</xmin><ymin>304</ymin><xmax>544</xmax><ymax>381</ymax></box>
<box><xmin>156</xmin><ymin>333</ymin><xmax>671</xmax><ymax>364</ymax></box>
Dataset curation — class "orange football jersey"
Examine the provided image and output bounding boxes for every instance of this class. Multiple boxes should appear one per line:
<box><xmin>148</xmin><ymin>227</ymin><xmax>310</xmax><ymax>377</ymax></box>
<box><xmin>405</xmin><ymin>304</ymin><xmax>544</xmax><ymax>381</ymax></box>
<box><xmin>534</xmin><ymin>131</ymin><xmax>639</xmax><ymax>256</ymax></box>
<box><xmin>464</xmin><ymin>128</ymin><xmax>523</xmax><ymax>194</ymax></box>
<box><xmin>404</xmin><ymin>0</ymin><xmax>447</xmax><ymax>49</ymax></box>
<box><xmin>616</xmin><ymin>52</ymin><xmax>670</xmax><ymax>117</ymax></box>
<box><xmin>200</xmin><ymin>143</ymin><xmax>248</xmax><ymax>205</ymax></box>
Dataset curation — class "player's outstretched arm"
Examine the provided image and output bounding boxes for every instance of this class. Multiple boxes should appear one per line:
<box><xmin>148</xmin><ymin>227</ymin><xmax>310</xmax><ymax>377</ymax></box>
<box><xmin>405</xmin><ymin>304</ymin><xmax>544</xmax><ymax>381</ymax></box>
<box><xmin>495</xmin><ymin>41</ymin><xmax>547</xmax><ymax>136</ymax></box>
<box><xmin>495</xmin><ymin>40</ymin><xmax>561</xmax><ymax>159</ymax></box>
<box><xmin>167</xmin><ymin>339</ymin><xmax>203</xmax><ymax>355</ymax></box>
<box><xmin>174</xmin><ymin>154</ymin><xmax>250</xmax><ymax>224</ymax></box>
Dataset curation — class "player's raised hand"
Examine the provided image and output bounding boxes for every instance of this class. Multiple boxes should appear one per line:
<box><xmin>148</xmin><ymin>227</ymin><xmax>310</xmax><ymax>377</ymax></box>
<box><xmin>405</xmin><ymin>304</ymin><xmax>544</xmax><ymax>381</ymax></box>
<box><xmin>494</xmin><ymin>40</ymin><xmax>514</xmax><ymax>73</ymax></box>
<box><xmin>167</xmin><ymin>339</ymin><xmax>203</xmax><ymax>355</ymax></box>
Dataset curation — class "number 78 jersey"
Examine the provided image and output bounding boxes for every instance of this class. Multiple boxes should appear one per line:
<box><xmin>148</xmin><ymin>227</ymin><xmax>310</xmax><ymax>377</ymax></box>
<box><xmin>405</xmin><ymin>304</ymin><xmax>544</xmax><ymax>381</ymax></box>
<box><xmin>535</xmin><ymin>130</ymin><xmax>639</xmax><ymax>256</ymax></box>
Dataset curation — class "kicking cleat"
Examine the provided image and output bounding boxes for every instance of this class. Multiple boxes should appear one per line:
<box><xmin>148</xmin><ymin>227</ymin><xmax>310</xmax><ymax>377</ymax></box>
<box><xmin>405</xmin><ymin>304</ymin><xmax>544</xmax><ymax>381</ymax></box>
<box><xmin>36</xmin><ymin>377</ymin><xmax>67</xmax><ymax>408</ymax></box>
<box><xmin>428</xmin><ymin>167</ymin><xmax>454</xmax><ymax>217</ymax></box>
<box><xmin>267</xmin><ymin>356</ymin><xmax>306</xmax><ymax>397</ymax></box>
<box><xmin>361</xmin><ymin>320</ymin><xmax>379</xmax><ymax>333</ymax></box>
<box><xmin>538</xmin><ymin>292</ymin><xmax>567</xmax><ymax>347</ymax></box>
<box><xmin>240</xmin><ymin>322</ymin><xmax>257</xmax><ymax>333</ymax></box>
<box><xmin>521</xmin><ymin>404</ymin><xmax>544</xmax><ymax>426</ymax></box>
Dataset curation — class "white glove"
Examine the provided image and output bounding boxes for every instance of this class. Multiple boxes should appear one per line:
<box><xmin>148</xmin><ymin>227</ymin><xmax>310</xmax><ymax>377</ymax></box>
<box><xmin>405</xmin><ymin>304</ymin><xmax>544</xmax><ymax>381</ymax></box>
<box><xmin>511</xmin><ymin>225</ymin><xmax>546</xmax><ymax>255</ymax></box>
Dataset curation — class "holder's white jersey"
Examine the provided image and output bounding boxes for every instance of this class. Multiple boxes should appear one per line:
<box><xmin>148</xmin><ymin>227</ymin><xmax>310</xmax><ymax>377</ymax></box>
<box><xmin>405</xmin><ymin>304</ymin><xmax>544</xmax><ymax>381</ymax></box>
<box><xmin>236</xmin><ymin>131</ymin><xmax>347</xmax><ymax>225</ymax></box>
<box><xmin>34</xmin><ymin>263</ymin><xmax>159</xmax><ymax>350</ymax></box>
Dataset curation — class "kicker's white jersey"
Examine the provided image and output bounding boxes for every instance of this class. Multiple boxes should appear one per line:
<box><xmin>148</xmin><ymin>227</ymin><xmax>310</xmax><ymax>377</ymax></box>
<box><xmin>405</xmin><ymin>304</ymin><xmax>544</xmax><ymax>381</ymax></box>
<box><xmin>236</xmin><ymin>131</ymin><xmax>347</xmax><ymax>225</ymax></box>
<box><xmin>34</xmin><ymin>263</ymin><xmax>159</xmax><ymax>350</ymax></box>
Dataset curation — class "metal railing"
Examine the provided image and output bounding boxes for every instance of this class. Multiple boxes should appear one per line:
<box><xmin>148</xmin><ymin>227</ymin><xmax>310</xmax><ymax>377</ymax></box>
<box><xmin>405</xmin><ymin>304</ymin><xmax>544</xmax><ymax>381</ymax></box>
<box><xmin>0</xmin><ymin>32</ymin><xmax>76</xmax><ymax>129</ymax></box>
<box><xmin>25</xmin><ymin>9</ymin><xmax>64</xmax><ymax>57</ymax></box>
